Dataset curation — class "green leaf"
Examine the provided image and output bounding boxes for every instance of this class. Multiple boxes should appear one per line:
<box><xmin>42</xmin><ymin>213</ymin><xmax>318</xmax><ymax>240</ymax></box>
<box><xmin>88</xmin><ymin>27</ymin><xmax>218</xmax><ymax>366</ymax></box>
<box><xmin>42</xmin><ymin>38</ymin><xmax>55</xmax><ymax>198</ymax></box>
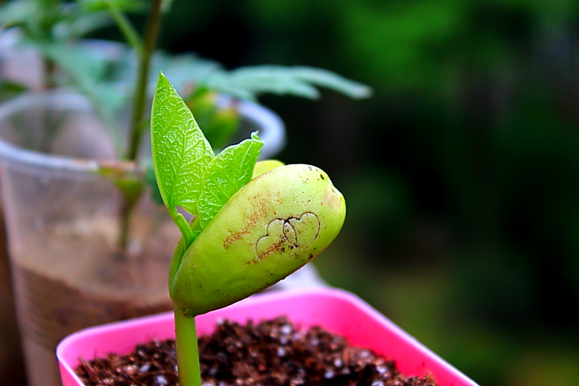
<box><xmin>197</xmin><ymin>133</ymin><xmax>263</xmax><ymax>229</ymax></box>
<box><xmin>161</xmin><ymin>0</ymin><xmax>175</xmax><ymax>13</ymax></box>
<box><xmin>0</xmin><ymin>1</ymin><xmax>38</xmax><ymax>27</ymax></box>
<box><xmin>201</xmin><ymin>65</ymin><xmax>372</xmax><ymax>101</ymax></box>
<box><xmin>55</xmin><ymin>13</ymin><xmax>114</xmax><ymax>39</ymax></box>
<box><xmin>0</xmin><ymin>81</ymin><xmax>28</xmax><ymax>102</ymax></box>
<box><xmin>155</xmin><ymin>52</ymin><xmax>221</xmax><ymax>93</ymax></box>
<box><xmin>42</xmin><ymin>43</ymin><xmax>125</xmax><ymax>154</ymax></box>
<box><xmin>289</xmin><ymin>67</ymin><xmax>373</xmax><ymax>99</ymax></box>
<box><xmin>79</xmin><ymin>0</ymin><xmax>145</xmax><ymax>13</ymax></box>
<box><xmin>204</xmin><ymin>68</ymin><xmax>319</xmax><ymax>101</ymax></box>
<box><xmin>151</xmin><ymin>72</ymin><xmax>215</xmax><ymax>216</ymax></box>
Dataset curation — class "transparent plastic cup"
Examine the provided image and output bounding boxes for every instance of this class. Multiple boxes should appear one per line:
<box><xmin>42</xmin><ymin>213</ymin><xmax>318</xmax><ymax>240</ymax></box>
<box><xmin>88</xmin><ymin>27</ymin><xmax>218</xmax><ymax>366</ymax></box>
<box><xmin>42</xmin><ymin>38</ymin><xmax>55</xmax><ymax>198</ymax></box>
<box><xmin>0</xmin><ymin>92</ymin><xmax>177</xmax><ymax>386</ymax></box>
<box><xmin>0</xmin><ymin>91</ymin><xmax>285</xmax><ymax>386</ymax></box>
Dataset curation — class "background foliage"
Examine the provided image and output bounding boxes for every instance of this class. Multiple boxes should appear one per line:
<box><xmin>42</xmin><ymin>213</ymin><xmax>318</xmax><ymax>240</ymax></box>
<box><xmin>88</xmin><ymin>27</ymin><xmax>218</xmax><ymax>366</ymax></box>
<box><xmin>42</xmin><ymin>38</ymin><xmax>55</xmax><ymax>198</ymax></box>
<box><xmin>155</xmin><ymin>1</ymin><xmax>579</xmax><ymax>385</ymax></box>
<box><xmin>3</xmin><ymin>0</ymin><xmax>579</xmax><ymax>385</ymax></box>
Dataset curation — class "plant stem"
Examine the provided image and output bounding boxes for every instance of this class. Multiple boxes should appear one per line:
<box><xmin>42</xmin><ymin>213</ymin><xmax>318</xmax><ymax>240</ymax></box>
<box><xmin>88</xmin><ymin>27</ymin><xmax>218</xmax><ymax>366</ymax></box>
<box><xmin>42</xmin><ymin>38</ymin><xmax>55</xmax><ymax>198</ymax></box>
<box><xmin>117</xmin><ymin>185</ymin><xmax>140</xmax><ymax>251</ymax></box>
<box><xmin>126</xmin><ymin>0</ymin><xmax>162</xmax><ymax>161</ymax></box>
<box><xmin>174</xmin><ymin>307</ymin><xmax>202</xmax><ymax>386</ymax></box>
<box><xmin>170</xmin><ymin>207</ymin><xmax>194</xmax><ymax>247</ymax></box>
<box><xmin>43</xmin><ymin>55</ymin><xmax>56</xmax><ymax>90</ymax></box>
<box><xmin>106</xmin><ymin>1</ymin><xmax>144</xmax><ymax>56</ymax></box>
<box><xmin>117</xmin><ymin>0</ymin><xmax>162</xmax><ymax>251</ymax></box>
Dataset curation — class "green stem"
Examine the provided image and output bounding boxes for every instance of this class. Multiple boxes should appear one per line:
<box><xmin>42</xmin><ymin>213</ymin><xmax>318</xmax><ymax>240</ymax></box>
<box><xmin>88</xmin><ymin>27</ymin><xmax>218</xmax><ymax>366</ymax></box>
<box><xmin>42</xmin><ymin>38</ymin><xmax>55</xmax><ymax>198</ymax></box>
<box><xmin>174</xmin><ymin>307</ymin><xmax>202</xmax><ymax>386</ymax></box>
<box><xmin>43</xmin><ymin>55</ymin><xmax>56</xmax><ymax>90</ymax></box>
<box><xmin>126</xmin><ymin>0</ymin><xmax>163</xmax><ymax>161</ymax></box>
<box><xmin>117</xmin><ymin>184</ymin><xmax>140</xmax><ymax>251</ymax></box>
<box><xmin>117</xmin><ymin>0</ymin><xmax>162</xmax><ymax>251</ymax></box>
<box><xmin>106</xmin><ymin>1</ymin><xmax>144</xmax><ymax>56</ymax></box>
<box><xmin>170</xmin><ymin>207</ymin><xmax>194</xmax><ymax>246</ymax></box>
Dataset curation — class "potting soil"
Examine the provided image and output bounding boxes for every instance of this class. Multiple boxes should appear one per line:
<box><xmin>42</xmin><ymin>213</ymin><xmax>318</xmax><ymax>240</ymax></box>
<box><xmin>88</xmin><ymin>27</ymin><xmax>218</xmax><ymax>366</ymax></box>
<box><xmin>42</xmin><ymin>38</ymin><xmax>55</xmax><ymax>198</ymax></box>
<box><xmin>76</xmin><ymin>316</ymin><xmax>439</xmax><ymax>386</ymax></box>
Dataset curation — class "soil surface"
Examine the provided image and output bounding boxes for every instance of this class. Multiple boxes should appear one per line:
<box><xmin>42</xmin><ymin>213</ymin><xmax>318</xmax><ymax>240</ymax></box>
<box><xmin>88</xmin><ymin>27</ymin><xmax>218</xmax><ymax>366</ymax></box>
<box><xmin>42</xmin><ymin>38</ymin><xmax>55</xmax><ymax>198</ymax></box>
<box><xmin>76</xmin><ymin>316</ymin><xmax>439</xmax><ymax>386</ymax></box>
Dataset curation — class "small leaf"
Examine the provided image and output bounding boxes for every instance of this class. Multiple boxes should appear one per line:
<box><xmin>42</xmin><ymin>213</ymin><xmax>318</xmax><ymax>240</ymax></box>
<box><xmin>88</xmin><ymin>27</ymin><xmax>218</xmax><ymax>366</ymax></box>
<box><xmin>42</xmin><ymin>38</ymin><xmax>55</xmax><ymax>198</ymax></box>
<box><xmin>197</xmin><ymin>133</ymin><xmax>263</xmax><ymax>229</ymax></box>
<box><xmin>200</xmin><ymin>65</ymin><xmax>372</xmax><ymax>101</ymax></box>
<box><xmin>151</xmin><ymin>72</ymin><xmax>214</xmax><ymax>215</ymax></box>
<box><xmin>290</xmin><ymin>67</ymin><xmax>373</xmax><ymax>99</ymax></box>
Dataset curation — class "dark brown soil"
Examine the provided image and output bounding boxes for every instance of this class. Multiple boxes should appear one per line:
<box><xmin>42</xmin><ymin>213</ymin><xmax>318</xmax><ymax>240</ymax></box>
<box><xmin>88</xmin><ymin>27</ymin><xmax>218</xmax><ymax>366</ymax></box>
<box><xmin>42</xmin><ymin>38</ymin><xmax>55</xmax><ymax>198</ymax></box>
<box><xmin>76</xmin><ymin>316</ymin><xmax>439</xmax><ymax>386</ymax></box>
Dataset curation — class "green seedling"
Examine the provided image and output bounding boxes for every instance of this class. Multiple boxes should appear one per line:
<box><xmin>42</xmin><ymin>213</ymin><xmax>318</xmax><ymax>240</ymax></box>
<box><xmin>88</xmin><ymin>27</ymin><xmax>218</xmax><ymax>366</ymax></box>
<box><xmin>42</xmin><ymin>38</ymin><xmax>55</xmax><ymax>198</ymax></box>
<box><xmin>1</xmin><ymin>0</ymin><xmax>370</xmax><ymax>255</ymax></box>
<box><xmin>151</xmin><ymin>72</ymin><xmax>346</xmax><ymax>386</ymax></box>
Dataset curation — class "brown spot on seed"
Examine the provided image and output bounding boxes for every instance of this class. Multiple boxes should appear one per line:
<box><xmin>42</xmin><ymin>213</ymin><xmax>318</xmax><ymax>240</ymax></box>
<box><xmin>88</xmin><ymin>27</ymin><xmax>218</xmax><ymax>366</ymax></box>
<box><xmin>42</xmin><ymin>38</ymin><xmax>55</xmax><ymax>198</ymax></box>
<box><xmin>224</xmin><ymin>192</ymin><xmax>270</xmax><ymax>249</ymax></box>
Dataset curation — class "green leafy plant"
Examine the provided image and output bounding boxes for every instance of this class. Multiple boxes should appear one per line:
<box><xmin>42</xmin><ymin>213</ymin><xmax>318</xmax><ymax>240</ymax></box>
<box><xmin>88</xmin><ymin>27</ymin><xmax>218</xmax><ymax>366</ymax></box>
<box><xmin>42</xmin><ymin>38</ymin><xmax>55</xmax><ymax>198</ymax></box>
<box><xmin>151</xmin><ymin>73</ymin><xmax>346</xmax><ymax>386</ymax></box>
<box><xmin>0</xmin><ymin>0</ymin><xmax>369</xmax><ymax>254</ymax></box>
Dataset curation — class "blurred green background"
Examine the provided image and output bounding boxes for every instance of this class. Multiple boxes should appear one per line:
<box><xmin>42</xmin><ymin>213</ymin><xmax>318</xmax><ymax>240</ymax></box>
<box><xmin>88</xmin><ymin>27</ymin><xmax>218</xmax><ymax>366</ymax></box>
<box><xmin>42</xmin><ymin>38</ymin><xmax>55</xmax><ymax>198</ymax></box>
<box><xmin>3</xmin><ymin>0</ymin><xmax>579</xmax><ymax>385</ymax></box>
<box><xmin>157</xmin><ymin>1</ymin><xmax>578</xmax><ymax>385</ymax></box>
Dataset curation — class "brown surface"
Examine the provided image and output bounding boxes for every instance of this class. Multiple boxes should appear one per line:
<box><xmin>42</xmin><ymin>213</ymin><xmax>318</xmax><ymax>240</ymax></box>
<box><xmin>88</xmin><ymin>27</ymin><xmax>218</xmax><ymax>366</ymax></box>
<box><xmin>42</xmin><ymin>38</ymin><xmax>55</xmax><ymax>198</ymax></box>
<box><xmin>76</xmin><ymin>316</ymin><xmax>439</xmax><ymax>386</ymax></box>
<box><xmin>0</xmin><ymin>202</ymin><xmax>27</xmax><ymax>386</ymax></box>
<box><xmin>9</xmin><ymin>211</ymin><xmax>177</xmax><ymax>386</ymax></box>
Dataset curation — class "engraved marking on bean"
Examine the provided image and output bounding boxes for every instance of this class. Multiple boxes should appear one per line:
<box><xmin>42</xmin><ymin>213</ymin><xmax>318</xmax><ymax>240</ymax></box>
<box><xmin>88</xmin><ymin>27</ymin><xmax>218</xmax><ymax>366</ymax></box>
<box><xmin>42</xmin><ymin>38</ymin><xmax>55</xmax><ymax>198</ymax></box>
<box><xmin>254</xmin><ymin>212</ymin><xmax>320</xmax><ymax>261</ymax></box>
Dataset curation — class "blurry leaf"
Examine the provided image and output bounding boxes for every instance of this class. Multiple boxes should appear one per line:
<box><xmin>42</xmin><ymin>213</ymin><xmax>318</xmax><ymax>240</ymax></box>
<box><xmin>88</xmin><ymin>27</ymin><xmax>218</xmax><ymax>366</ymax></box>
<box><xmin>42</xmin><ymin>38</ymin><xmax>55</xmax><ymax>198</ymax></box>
<box><xmin>42</xmin><ymin>43</ymin><xmax>124</xmax><ymax>153</ymax></box>
<box><xmin>0</xmin><ymin>81</ymin><xmax>27</xmax><ymax>102</ymax></box>
<box><xmin>288</xmin><ymin>67</ymin><xmax>373</xmax><ymax>98</ymax></box>
<box><xmin>110</xmin><ymin>50</ymin><xmax>370</xmax><ymax>107</ymax></box>
<box><xmin>55</xmin><ymin>12</ymin><xmax>113</xmax><ymax>39</ymax></box>
<box><xmin>185</xmin><ymin>89</ymin><xmax>241</xmax><ymax>150</ymax></box>
<box><xmin>42</xmin><ymin>43</ymin><xmax>106</xmax><ymax>89</ymax></box>
<box><xmin>206</xmin><ymin>70</ymin><xmax>319</xmax><ymax>100</ymax></box>
<box><xmin>202</xmin><ymin>65</ymin><xmax>372</xmax><ymax>101</ymax></box>
<box><xmin>0</xmin><ymin>0</ymin><xmax>38</xmax><ymax>27</ymax></box>
<box><xmin>185</xmin><ymin>88</ymin><xmax>217</xmax><ymax>117</ymax></box>
<box><xmin>154</xmin><ymin>52</ymin><xmax>222</xmax><ymax>92</ymax></box>
<box><xmin>79</xmin><ymin>0</ymin><xmax>145</xmax><ymax>13</ymax></box>
<box><xmin>161</xmin><ymin>0</ymin><xmax>174</xmax><ymax>13</ymax></box>
<box><xmin>1</xmin><ymin>0</ymin><xmax>111</xmax><ymax>43</ymax></box>
<box><xmin>203</xmin><ymin>106</ymin><xmax>241</xmax><ymax>150</ymax></box>
<box><xmin>109</xmin><ymin>51</ymin><xmax>222</xmax><ymax>99</ymax></box>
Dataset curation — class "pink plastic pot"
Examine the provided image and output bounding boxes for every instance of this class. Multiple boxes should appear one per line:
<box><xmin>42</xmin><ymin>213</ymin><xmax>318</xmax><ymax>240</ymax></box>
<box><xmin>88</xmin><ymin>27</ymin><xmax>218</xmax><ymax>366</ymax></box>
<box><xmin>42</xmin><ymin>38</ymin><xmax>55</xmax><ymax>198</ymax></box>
<box><xmin>57</xmin><ymin>288</ymin><xmax>478</xmax><ymax>386</ymax></box>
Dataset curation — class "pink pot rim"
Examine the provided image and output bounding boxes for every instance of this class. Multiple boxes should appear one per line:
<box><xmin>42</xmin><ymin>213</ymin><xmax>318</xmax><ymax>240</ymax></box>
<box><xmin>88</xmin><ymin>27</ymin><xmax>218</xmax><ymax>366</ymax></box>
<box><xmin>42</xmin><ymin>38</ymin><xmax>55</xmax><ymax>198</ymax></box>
<box><xmin>57</xmin><ymin>287</ymin><xmax>479</xmax><ymax>386</ymax></box>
